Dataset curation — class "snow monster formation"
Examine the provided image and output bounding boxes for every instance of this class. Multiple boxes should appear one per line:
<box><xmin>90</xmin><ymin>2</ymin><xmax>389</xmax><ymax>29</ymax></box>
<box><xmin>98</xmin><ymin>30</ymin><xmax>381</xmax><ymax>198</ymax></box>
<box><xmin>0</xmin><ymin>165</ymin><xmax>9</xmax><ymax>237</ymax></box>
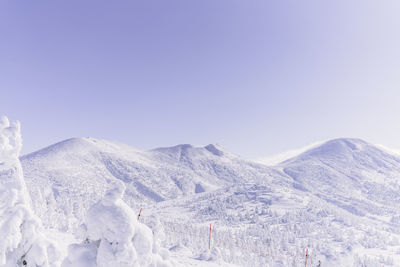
<box><xmin>0</xmin><ymin>116</ymin><xmax>60</xmax><ymax>267</ymax></box>
<box><xmin>62</xmin><ymin>179</ymin><xmax>173</xmax><ymax>267</ymax></box>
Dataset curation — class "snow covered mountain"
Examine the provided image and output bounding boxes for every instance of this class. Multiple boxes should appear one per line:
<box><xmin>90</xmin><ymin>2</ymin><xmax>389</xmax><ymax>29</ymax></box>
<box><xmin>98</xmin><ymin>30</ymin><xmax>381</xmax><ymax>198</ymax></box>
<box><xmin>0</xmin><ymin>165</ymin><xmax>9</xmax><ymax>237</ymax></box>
<box><xmin>20</xmin><ymin>137</ymin><xmax>286</xmax><ymax>229</ymax></box>
<box><xmin>281</xmin><ymin>138</ymin><xmax>400</xmax><ymax>219</ymax></box>
<box><xmin>19</xmin><ymin>137</ymin><xmax>400</xmax><ymax>266</ymax></box>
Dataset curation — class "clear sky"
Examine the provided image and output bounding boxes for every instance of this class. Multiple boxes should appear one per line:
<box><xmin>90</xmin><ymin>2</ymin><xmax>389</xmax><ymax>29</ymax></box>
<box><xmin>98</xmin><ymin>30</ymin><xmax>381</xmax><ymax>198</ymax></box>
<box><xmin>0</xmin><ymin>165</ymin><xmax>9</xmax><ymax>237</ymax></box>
<box><xmin>1</xmin><ymin>0</ymin><xmax>400</xmax><ymax>158</ymax></box>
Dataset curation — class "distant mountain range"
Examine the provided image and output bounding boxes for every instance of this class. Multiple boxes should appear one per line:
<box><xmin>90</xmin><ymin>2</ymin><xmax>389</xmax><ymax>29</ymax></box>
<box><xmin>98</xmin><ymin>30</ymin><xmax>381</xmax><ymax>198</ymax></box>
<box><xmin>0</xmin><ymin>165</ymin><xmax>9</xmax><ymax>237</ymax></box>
<box><xmin>20</xmin><ymin>137</ymin><xmax>400</xmax><ymax>266</ymax></box>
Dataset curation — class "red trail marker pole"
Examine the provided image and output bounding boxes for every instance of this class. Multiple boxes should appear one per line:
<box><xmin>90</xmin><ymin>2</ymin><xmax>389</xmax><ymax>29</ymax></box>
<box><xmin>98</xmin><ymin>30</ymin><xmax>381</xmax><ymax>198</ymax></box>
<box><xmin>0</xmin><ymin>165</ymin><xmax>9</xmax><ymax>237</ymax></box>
<box><xmin>209</xmin><ymin>224</ymin><xmax>212</xmax><ymax>250</ymax></box>
<box><xmin>137</xmin><ymin>208</ymin><xmax>142</xmax><ymax>221</ymax></box>
<box><xmin>305</xmin><ymin>248</ymin><xmax>308</xmax><ymax>267</ymax></box>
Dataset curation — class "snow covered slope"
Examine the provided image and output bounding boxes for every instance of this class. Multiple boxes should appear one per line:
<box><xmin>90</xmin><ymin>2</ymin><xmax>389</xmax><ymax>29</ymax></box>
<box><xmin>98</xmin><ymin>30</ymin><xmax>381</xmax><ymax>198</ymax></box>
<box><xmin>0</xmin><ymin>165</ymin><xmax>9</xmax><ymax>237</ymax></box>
<box><xmin>151</xmin><ymin>138</ymin><xmax>400</xmax><ymax>266</ymax></box>
<box><xmin>20</xmin><ymin>137</ymin><xmax>400</xmax><ymax>266</ymax></box>
<box><xmin>281</xmin><ymin>138</ymin><xmax>400</xmax><ymax>219</ymax></box>
<box><xmin>256</xmin><ymin>141</ymin><xmax>324</xmax><ymax>166</ymax></box>
<box><xmin>20</xmin><ymin>137</ymin><xmax>287</xmax><ymax>229</ymax></box>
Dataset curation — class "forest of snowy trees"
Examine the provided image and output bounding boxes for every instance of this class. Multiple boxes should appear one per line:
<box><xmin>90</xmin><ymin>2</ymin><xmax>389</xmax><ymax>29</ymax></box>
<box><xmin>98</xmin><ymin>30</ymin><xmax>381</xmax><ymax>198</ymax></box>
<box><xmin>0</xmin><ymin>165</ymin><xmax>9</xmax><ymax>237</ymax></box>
<box><xmin>2</xmin><ymin>116</ymin><xmax>400</xmax><ymax>267</ymax></box>
<box><xmin>0</xmin><ymin>116</ymin><xmax>172</xmax><ymax>267</ymax></box>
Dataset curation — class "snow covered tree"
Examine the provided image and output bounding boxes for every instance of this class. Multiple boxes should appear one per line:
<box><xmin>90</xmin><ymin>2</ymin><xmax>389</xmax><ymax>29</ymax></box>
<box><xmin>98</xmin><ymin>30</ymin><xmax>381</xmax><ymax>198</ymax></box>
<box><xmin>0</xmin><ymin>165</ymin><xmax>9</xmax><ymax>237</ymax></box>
<box><xmin>0</xmin><ymin>116</ymin><xmax>61</xmax><ymax>266</ymax></box>
<box><xmin>62</xmin><ymin>179</ymin><xmax>172</xmax><ymax>267</ymax></box>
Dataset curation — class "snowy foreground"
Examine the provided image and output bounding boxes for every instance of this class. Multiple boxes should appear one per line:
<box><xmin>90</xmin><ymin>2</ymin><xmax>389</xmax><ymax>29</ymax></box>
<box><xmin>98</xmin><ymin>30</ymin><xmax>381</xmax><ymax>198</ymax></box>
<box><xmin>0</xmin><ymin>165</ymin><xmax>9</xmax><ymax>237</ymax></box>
<box><xmin>3</xmin><ymin>116</ymin><xmax>400</xmax><ymax>266</ymax></box>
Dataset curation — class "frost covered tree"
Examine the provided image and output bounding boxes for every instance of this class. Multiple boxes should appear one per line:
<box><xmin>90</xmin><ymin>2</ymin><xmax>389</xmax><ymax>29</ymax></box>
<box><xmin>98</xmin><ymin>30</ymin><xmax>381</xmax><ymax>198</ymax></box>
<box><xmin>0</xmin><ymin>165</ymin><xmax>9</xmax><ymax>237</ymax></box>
<box><xmin>146</xmin><ymin>214</ymin><xmax>167</xmax><ymax>252</ymax></box>
<box><xmin>62</xmin><ymin>179</ymin><xmax>172</xmax><ymax>267</ymax></box>
<box><xmin>0</xmin><ymin>116</ymin><xmax>60</xmax><ymax>266</ymax></box>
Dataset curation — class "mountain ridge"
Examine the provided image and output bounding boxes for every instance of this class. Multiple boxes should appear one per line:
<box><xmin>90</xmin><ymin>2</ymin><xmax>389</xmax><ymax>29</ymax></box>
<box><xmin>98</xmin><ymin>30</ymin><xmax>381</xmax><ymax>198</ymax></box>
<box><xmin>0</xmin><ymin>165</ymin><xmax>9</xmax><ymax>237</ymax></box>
<box><xmin>18</xmin><ymin>136</ymin><xmax>400</xmax><ymax>266</ymax></box>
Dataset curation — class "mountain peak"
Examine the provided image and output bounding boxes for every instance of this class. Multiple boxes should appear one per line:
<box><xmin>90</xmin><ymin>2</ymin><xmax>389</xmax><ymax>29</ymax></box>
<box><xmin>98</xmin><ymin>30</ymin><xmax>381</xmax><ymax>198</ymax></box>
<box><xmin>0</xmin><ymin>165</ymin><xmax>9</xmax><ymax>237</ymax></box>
<box><xmin>281</xmin><ymin>137</ymin><xmax>400</xmax><ymax>175</ymax></box>
<box><xmin>21</xmin><ymin>137</ymin><xmax>93</xmax><ymax>158</ymax></box>
<box><xmin>289</xmin><ymin>138</ymin><xmax>367</xmax><ymax>161</ymax></box>
<box><xmin>314</xmin><ymin>138</ymin><xmax>366</xmax><ymax>151</ymax></box>
<box><xmin>268</xmin><ymin>138</ymin><xmax>380</xmax><ymax>167</ymax></box>
<box><xmin>204</xmin><ymin>144</ymin><xmax>225</xmax><ymax>156</ymax></box>
<box><xmin>152</xmin><ymin>143</ymin><xmax>233</xmax><ymax>158</ymax></box>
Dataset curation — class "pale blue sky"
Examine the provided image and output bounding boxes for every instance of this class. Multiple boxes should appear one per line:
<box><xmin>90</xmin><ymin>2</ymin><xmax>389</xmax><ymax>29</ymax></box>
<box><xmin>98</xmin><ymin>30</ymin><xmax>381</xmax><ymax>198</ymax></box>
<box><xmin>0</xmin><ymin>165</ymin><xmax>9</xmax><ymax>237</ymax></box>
<box><xmin>1</xmin><ymin>0</ymin><xmax>400</xmax><ymax>158</ymax></box>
